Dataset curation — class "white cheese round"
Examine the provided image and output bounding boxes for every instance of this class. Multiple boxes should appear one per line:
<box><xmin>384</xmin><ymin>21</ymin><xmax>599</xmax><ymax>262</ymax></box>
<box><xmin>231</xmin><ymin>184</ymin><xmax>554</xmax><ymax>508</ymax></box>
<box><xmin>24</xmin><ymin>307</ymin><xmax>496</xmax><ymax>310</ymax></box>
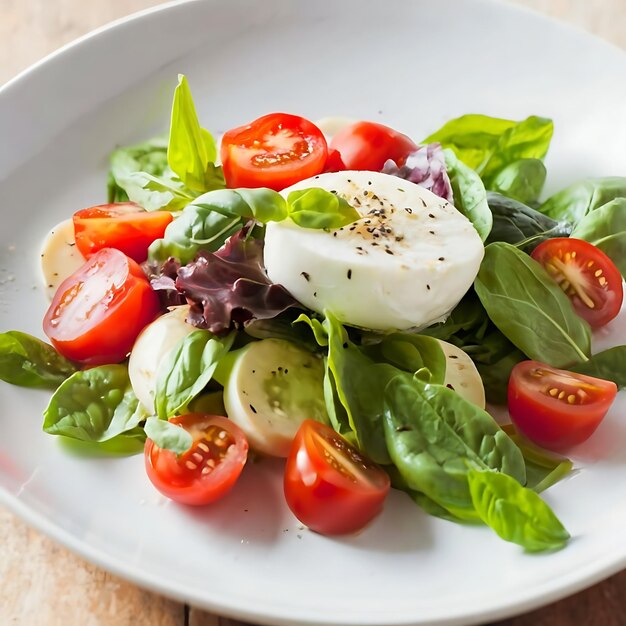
<box><xmin>264</xmin><ymin>171</ymin><xmax>484</xmax><ymax>331</ymax></box>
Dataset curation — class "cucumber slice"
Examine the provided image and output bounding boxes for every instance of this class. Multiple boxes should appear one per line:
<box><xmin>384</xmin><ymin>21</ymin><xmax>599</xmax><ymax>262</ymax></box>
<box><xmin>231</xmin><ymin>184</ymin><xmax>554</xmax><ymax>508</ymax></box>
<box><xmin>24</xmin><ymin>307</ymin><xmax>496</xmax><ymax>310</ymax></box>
<box><xmin>437</xmin><ymin>339</ymin><xmax>486</xmax><ymax>408</ymax></box>
<box><xmin>223</xmin><ymin>338</ymin><xmax>329</xmax><ymax>457</ymax></box>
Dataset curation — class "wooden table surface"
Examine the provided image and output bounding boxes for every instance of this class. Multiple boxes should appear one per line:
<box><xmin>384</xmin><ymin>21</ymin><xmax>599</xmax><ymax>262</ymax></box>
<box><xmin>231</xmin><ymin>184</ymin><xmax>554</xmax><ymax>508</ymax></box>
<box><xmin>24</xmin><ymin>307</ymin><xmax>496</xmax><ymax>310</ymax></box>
<box><xmin>1</xmin><ymin>0</ymin><xmax>625</xmax><ymax>624</ymax></box>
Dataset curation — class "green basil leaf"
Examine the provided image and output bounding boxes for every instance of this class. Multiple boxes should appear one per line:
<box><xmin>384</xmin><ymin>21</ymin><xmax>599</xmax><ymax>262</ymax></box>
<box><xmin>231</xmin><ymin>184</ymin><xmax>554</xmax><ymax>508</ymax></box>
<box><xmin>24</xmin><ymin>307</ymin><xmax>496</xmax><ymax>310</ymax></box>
<box><xmin>58</xmin><ymin>428</ymin><xmax>147</xmax><ymax>457</ymax></box>
<box><xmin>485</xmin><ymin>192</ymin><xmax>571</xmax><ymax>252</ymax></box>
<box><xmin>570</xmin><ymin>198</ymin><xmax>626</xmax><ymax>276</ymax></box>
<box><xmin>489</xmin><ymin>158</ymin><xmax>547</xmax><ymax>205</ymax></box>
<box><xmin>148</xmin><ymin>203</ymin><xmax>242</xmax><ymax>263</ymax></box>
<box><xmin>195</xmin><ymin>188</ymin><xmax>288</xmax><ymax>223</ymax></box>
<box><xmin>383</xmin><ymin>374</ymin><xmax>525</xmax><ymax>521</ymax></box>
<box><xmin>154</xmin><ymin>330</ymin><xmax>235</xmax><ymax>420</ymax></box>
<box><xmin>144</xmin><ymin>416</ymin><xmax>193</xmax><ymax>455</ymax></box>
<box><xmin>539</xmin><ymin>177</ymin><xmax>626</xmax><ymax>223</ymax></box>
<box><xmin>474</xmin><ymin>242</ymin><xmax>591</xmax><ymax>367</ymax></box>
<box><xmin>424</xmin><ymin>114</ymin><xmax>553</xmax><ymax>184</ymax></box>
<box><xmin>287</xmin><ymin>189</ymin><xmax>360</xmax><ymax>229</ymax></box>
<box><xmin>467</xmin><ymin>467</ymin><xmax>570</xmax><ymax>552</ymax></box>
<box><xmin>43</xmin><ymin>365</ymin><xmax>148</xmax><ymax>442</ymax></box>
<box><xmin>444</xmin><ymin>149</ymin><xmax>492</xmax><ymax>241</ymax></box>
<box><xmin>421</xmin><ymin>292</ymin><xmax>488</xmax><ymax>341</ymax></box>
<box><xmin>0</xmin><ymin>331</ymin><xmax>77</xmax><ymax>388</ymax></box>
<box><xmin>294</xmin><ymin>313</ymin><xmax>329</xmax><ymax>347</ymax></box>
<box><xmin>167</xmin><ymin>74</ymin><xmax>223</xmax><ymax>192</ymax></box>
<box><xmin>570</xmin><ymin>346</ymin><xmax>626</xmax><ymax>389</ymax></box>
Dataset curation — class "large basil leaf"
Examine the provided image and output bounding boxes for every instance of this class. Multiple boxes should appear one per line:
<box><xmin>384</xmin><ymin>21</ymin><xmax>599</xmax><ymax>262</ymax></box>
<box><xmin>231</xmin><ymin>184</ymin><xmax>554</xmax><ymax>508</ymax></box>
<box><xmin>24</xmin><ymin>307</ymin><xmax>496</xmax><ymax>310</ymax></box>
<box><xmin>444</xmin><ymin>149</ymin><xmax>492</xmax><ymax>241</ymax></box>
<box><xmin>467</xmin><ymin>468</ymin><xmax>569</xmax><ymax>552</ymax></box>
<box><xmin>383</xmin><ymin>374</ymin><xmax>525</xmax><ymax>521</ymax></box>
<box><xmin>485</xmin><ymin>192</ymin><xmax>571</xmax><ymax>252</ymax></box>
<box><xmin>424</xmin><ymin>114</ymin><xmax>553</xmax><ymax>185</ymax></box>
<box><xmin>43</xmin><ymin>365</ymin><xmax>148</xmax><ymax>443</ymax></box>
<box><xmin>570</xmin><ymin>346</ymin><xmax>626</xmax><ymax>389</ymax></box>
<box><xmin>570</xmin><ymin>198</ymin><xmax>626</xmax><ymax>276</ymax></box>
<box><xmin>167</xmin><ymin>75</ymin><xmax>224</xmax><ymax>193</ymax></box>
<box><xmin>475</xmin><ymin>242</ymin><xmax>591</xmax><ymax>367</ymax></box>
<box><xmin>489</xmin><ymin>158</ymin><xmax>547</xmax><ymax>205</ymax></box>
<box><xmin>0</xmin><ymin>331</ymin><xmax>77</xmax><ymax>388</ymax></box>
<box><xmin>154</xmin><ymin>330</ymin><xmax>235</xmax><ymax>419</ymax></box>
<box><xmin>539</xmin><ymin>177</ymin><xmax>626</xmax><ymax>223</ymax></box>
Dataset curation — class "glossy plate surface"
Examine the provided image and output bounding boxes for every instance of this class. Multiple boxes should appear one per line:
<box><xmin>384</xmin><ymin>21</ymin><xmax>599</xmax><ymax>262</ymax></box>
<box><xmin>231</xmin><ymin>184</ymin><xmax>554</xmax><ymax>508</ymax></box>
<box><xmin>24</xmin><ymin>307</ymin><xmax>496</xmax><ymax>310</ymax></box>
<box><xmin>1</xmin><ymin>1</ymin><xmax>625</xmax><ymax>624</ymax></box>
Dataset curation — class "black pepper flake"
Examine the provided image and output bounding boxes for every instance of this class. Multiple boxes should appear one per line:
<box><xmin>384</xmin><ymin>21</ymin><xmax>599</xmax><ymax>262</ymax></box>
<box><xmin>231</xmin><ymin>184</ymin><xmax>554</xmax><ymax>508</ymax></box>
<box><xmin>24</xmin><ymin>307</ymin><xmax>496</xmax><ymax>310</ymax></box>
<box><xmin>342</xmin><ymin>342</ymin><xmax>349</xmax><ymax>349</ymax></box>
<box><xmin>429</xmin><ymin>213</ymin><xmax>436</xmax><ymax>219</ymax></box>
<box><xmin>446</xmin><ymin>384</ymin><xmax>455</xmax><ymax>390</ymax></box>
<box><xmin>449</xmin><ymin>355</ymin><xmax>459</xmax><ymax>359</ymax></box>
<box><xmin>250</xmin><ymin>404</ymin><xmax>258</xmax><ymax>414</ymax></box>
<box><xmin>421</xmin><ymin>199</ymin><xmax>427</xmax><ymax>207</ymax></box>
<box><xmin>429</xmin><ymin>230</ymin><xmax>435</xmax><ymax>235</ymax></box>
<box><xmin>252</xmin><ymin>369</ymin><xmax>256</xmax><ymax>373</ymax></box>
<box><xmin>68</xmin><ymin>242</ymin><xmax>76</xmax><ymax>247</ymax></box>
<box><xmin>301</xmin><ymin>271</ymin><xmax>310</xmax><ymax>281</ymax></box>
<box><xmin>373</xmin><ymin>233</ymin><xmax>380</xmax><ymax>238</ymax></box>
<box><xmin>372</xmin><ymin>242</ymin><xmax>379</xmax><ymax>246</ymax></box>
<box><xmin>333</xmin><ymin>232</ymin><xmax>337</xmax><ymax>237</ymax></box>
<box><xmin>395</xmin><ymin>235</ymin><xmax>404</xmax><ymax>242</ymax></box>
<box><xmin>347</xmin><ymin>269</ymin><xmax>352</xmax><ymax>279</ymax></box>
<box><xmin>363</xmin><ymin>190</ymin><xmax>369</xmax><ymax>196</ymax></box>
<box><xmin>356</xmin><ymin>246</ymin><xmax>363</xmax><ymax>251</ymax></box>
<box><xmin>397</xmin><ymin>188</ymin><xmax>405</xmax><ymax>192</ymax></box>
<box><xmin>347</xmin><ymin>179</ymin><xmax>352</xmax><ymax>183</ymax></box>
<box><xmin>368</xmin><ymin>181</ymin><xmax>372</xmax><ymax>185</ymax></box>
<box><xmin>385</xmin><ymin>249</ymin><xmax>394</xmax><ymax>255</ymax></box>
<box><xmin>284</xmin><ymin>369</ymin><xmax>289</xmax><ymax>374</ymax></box>
<box><xmin>404</xmin><ymin>207</ymin><xmax>413</xmax><ymax>214</ymax></box>
<box><xmin>426</xmin><ymin>284</ymin><xmax>431</xmax><ymax>290</ymax></box>
<box><xmin>330</xmin><ymin>189</ymin><xmax>337</xmax><ymax>194</ymax></box>
<box><xmin>349</xmin><ymin>225</ymin><xmax>356</xmax><ymax>231</ymax></box>
<box><xmin>438</xmin><ymin>257</ymin><xmax>445</xmax><ymax>261</ymax></box>
<box><xmin>313</xmin><ymin>291</ymin><xmax>317</xmax><ymax>297</ymax></box>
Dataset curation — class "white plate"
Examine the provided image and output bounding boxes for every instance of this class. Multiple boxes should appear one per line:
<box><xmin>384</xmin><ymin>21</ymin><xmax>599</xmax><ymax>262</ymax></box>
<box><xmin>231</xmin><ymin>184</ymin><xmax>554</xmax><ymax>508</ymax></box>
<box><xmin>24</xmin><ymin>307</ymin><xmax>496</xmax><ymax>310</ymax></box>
<box><xmin>1</xmin><ymin>1</ymin><xmax>626</xmax><ymax>624</ymax></box>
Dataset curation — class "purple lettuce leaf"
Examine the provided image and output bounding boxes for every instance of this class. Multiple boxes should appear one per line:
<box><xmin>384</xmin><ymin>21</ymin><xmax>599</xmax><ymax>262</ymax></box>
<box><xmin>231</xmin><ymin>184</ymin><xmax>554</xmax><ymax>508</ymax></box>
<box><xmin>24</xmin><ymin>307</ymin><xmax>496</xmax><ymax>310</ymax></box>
<box><xmin>382</xmin><ymin>142</ymin><xmax>453</xmax><ymax>203</ymax></box>
<box><xmin>174</xmin><ymin>230</ymin><xmax>298</xmax><ymax>335</ymax></box>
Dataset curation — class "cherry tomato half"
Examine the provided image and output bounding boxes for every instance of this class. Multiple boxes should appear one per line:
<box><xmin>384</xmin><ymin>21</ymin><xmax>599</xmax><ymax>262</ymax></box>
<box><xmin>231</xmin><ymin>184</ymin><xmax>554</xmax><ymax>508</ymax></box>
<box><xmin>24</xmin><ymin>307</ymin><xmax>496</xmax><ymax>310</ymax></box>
<box><xmin>220</xmin><ymin>113</ymin><xmax>328</xmax><ymax>190</ymax></box>
<box><xmin>73</xmin><ymin>202</ymin><xmax>173</xmax><ymax>263</ymax></box>
<box><xmin>531</xmin><ymin>238</ymin><xmax>623</xmax><ymax>328</ymax></box>
<box><xmin>43</xmin><ymin>248</ymin><xmax>159</xmax><ymax>365</ymax></box>
<box><xmin>284</xmin><ymin>420</ymin><xmax>390</xmax><ymax>535</ymax></box>
<box><xmin>145</xmin><ymin>414</ymin><xmax>248</xmax><ymax>506</ymax></box>
<box><xmin>329</xmin><ymin>121</ymin><xmax>418</xmax><ymax>171</ymax></box>
<box><xmin>508</xmin><ymin>360</ymin><xmax>617</xmax><ymax>451</ymax></box>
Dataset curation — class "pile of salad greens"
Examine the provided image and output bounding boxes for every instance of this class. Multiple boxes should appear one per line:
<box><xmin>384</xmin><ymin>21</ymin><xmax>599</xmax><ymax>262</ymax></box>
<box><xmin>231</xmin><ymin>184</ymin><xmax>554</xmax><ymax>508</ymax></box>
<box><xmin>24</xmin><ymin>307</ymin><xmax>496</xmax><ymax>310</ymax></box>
<box><xmin>2</xmin><ymin>75</ymin><xmax>626</xmax><ymax>553</ymax></box>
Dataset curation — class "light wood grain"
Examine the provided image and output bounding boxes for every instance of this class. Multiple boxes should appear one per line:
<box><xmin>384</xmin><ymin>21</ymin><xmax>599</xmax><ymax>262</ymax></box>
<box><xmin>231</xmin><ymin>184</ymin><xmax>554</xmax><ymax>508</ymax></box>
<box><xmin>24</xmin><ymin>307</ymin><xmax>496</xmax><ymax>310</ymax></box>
<box><xmin>1</xmin><ymin>1</ymin><xmax>625</xmax><ymax>625</ymax></box>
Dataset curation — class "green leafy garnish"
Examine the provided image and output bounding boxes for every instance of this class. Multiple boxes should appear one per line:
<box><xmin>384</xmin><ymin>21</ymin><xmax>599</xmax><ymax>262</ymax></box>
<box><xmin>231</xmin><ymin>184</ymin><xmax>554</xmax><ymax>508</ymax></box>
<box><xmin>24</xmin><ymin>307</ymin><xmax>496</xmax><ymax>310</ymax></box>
<box><xmin>144</xmin><ymin>416</ymin><xmax>193</xmax><ymax>455</ymax></box>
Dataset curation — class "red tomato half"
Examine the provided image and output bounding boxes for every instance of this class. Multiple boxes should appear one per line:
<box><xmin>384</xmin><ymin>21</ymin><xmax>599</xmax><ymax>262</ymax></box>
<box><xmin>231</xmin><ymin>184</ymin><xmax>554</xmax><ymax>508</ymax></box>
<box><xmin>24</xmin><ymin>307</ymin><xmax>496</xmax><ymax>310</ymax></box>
<box><xmin>508</xmin><ymin>361</ymin><xmax>617</xmax><ymax>451</ymax></box>
<box><xmin>145</xmin><ymin>414</ymin><xmax>248</xmax><ymax>506</ymax></box>
<box><xmin>329</xmin><ymin>121</ymin><xmax>418</xmax><ymax>171</ymax></box>
<box><xmin>220</xmin><ymin>113</ymin><xmax>328</xmax><ymax>190</ymax></box>
<box><xmin>284</xmin><ymin>420</ymin><xmax>390</xmax><ymax>535</ymax></box>
<box><xmin>73</xmin><ymin>202</ymin><xmax>173</xmax><ymax>263</ymax></box>
<box><xmin>531</xmin><ymin>238</ymin><xmax>623</xmax><ymax>328</ymax></box>
<box><xmin>43</xmin><ymin>248</ymin><xmax>159</xmax><ymax>365</ymax></box>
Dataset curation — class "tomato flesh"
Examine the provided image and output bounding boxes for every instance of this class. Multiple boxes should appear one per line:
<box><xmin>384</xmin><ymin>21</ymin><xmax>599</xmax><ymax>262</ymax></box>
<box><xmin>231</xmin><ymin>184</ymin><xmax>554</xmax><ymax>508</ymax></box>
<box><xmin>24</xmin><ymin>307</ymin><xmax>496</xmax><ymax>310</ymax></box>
<box><xmin>73</xmin><ymin>202</ymin><xmax>173</xmax><ymax>263</ymax></box>
<box><xmin>220</xmin><ymin>113</ymin><xmax>328</xmax><ymax>190</ymax></box>
<box><xmin>145</xmin><ymin>414</ymin><xmax>248</xmax><ymax>506</ymax></box>
<box><xmin>531</xmin><ymin>238</ymin><xmax>623</xmax><ymax>328</ymax></box>
<box><xmin>329</xmin><ymin>121</ymin><xmax>418</xmax><ymax>171</ymax></box>
<box><xmin>508</xmin><ymin>360</ymin><xmax>617</xmax><ymax>450</ymax></box>
<box><xmin>284</xmin><ymin>419</ymin><xmax>390</xmax><ymax>535</ymax></box>
<box><xmin>43</xmin><ymin>248</ymin><xmax>159</xmax><ymax>365</ymax></box>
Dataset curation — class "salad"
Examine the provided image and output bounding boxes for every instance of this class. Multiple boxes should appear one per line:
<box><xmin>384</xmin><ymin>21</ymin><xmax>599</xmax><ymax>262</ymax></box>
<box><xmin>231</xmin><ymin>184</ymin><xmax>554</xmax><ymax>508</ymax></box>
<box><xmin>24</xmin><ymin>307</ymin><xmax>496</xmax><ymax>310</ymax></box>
<box><xmin>2</xmin><ymin>74</ymin><xmax>626</xmax><ymax>551</ymax></box>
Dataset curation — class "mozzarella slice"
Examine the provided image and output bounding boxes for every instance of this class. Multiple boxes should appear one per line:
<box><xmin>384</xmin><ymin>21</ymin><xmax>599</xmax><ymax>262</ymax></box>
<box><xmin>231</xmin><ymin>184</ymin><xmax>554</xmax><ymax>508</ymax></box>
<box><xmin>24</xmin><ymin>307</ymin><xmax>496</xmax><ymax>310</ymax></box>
<box><xmin>128</xmin><ymin>306</ymin><xmax>196</xmax><ymax>411</ymax></box>
<box><xmin>264</xmin><ymin>171</ymin><xmax>484</xmax><ymax>331</ymax></box>
<box><xmin>438</xmin><ymin>339</ymin><xmax>486</xmax><ymax>409</ymax></box>
<box><xmin>40</xmin><ymin>219</ymin><xmax>87</xmax><ymax>299</ymax></box>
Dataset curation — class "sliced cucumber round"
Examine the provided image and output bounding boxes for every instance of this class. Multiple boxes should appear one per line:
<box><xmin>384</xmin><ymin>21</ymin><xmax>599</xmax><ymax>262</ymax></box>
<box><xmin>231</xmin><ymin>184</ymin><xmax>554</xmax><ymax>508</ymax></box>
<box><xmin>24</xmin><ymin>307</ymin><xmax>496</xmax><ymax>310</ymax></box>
<box><xmin>223</xmin><ymin>338</ymin><xmax>329</xmax><ymax>457</ymax></box>
<box><xmin>437</xmin><ymin>339</ymin><xmax>486</xmax><ymax>409</ymax></box>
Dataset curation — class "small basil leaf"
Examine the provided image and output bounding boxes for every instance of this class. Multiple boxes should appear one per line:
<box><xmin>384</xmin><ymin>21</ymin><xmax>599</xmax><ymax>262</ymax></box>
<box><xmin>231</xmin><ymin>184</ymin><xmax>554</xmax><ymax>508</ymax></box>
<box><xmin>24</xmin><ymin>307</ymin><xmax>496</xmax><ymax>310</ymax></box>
<box><xmin>467</xmin><ymin>467</ymin><xmax>570</xmax><ymax>552</ymax></box>
<box><xmin>287</xmin><ymin>188</ymin><xmax>360</xmax><ymax>229</ymax></box>
<box><xmin>144</xmin><ymin>416</ymin><xmax>193</xmax><ymax>455</ymax></box>
<box><xmin>0</xmin><ymin>331</ymin><xmax>77</xmax><ymax>388</ymax></box>
<box><xmin>489</xmin><ymin>158</ymin><xmax>547</xmax><ymax>205</ymax></box>
<box><xmin>168</xmin><ymin>74</ymin><xmax>223</xmax><ymax>192</ymax></box>
<box><xmin>195</xmin><ymin>188</ymin><xmax>287</xmax><ymax>223</ymax></box>
<box><xmin>444</xmin><ymin>149</ymin><xmax>492</xmax><ymax>241</ymax></box>
<box><xmin>154</xmin><ymin>330</ymin><xmax>235</xmax><ymax>420</ymax></box>
<box><xmin>43</xmin><ymin>365</ymin><xmax>147</xmax><ymax>442</ymax></box>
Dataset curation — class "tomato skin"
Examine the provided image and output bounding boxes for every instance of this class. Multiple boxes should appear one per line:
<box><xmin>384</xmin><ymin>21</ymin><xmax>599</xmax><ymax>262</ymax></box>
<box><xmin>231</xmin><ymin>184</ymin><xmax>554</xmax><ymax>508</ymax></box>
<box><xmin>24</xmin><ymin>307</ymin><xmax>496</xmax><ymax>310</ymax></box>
<box><xmin>284</xmin><ymin>420</ymin><xmax>390</xmax><ymax>535</ymax></box>
<box><xmin>329</xmin><ymin>121</ymin><xmax>418</xmax><ymax>171</ymax></box>
<box><xmin>145</xmin><ymin>414</ymin><xmax>248</xmax><ymax>506</ymax></box>
<box><xmin>73</xmin><ymin>202</ymin><xmax>173</xmax><ymax>263</ymax></box>
<box><xmin>508</xmin><ymin>361</ymin><xmax>617</xmax><ymax>451</ymax></box>
<box><xmin>43</xmin><ymin>248</ymin><xmax>159</xmax><ymax>365</ymax></box>
<box><xmin>531</xmin><ymin>238</ymin><xmax>623</xmax><ymax>328</ymax></box>
<box><xmin>220</xmin><ymin>113</ymin><xmax>328</xmax><ymax>191</ymax></box>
